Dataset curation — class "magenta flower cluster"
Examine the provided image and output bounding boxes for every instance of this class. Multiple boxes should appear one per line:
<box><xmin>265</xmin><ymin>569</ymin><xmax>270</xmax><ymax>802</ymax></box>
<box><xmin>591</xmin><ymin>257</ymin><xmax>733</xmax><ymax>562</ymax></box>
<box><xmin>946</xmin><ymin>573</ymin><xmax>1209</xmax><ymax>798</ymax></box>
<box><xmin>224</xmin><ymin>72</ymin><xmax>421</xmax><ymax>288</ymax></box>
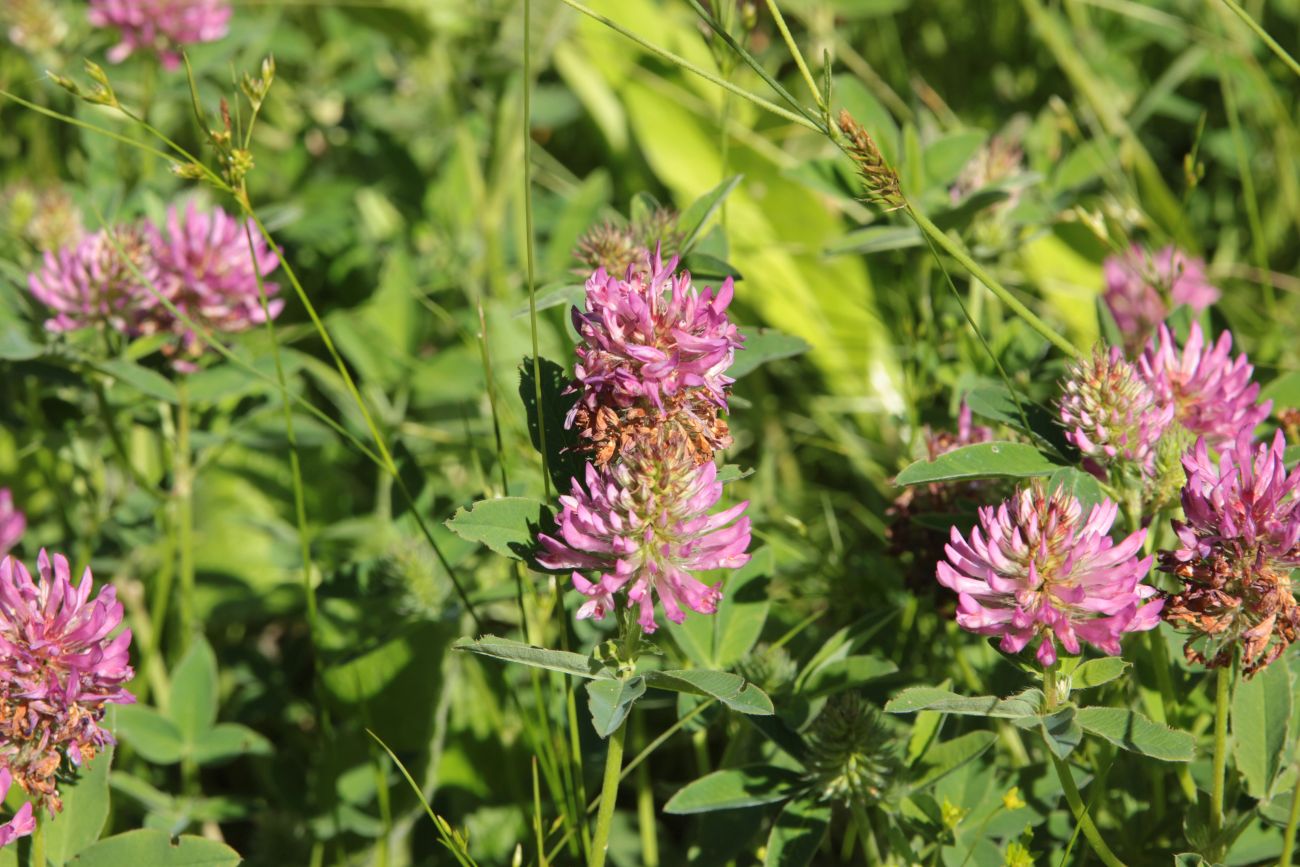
<box><xmin>88</xmin><ymin>0</ymin><xmax>231</xmax><ymax>71</ymax></box>
<box><xmin>28</xmin><ymin>204</ymin><xmax>280</xmax><ymax>368</ymax></box>
<box><xmin>1058</xmin><ymin>346</ymin><xmax>1173</xmax><ymax>474</ymax></box>
<box><xmin>538</xmin><ymin>443</ymin><xmax>751</xmax><ymax>632</ymax></box>
<box><xmin>0</xmin><ymin>551</ymin><xmax>134</xmax><ymax>817</ymax></box>
<box><xmin>539</xmin><ymin>248</ymin><xmax>751</xmax><ymax>632</ymax></box>
<box><xmin>0</xmin><ymin>492</ymin><xmax>25</xmax><ymax>559</ymax></box>
<box><xmin>1103</xmin><ymin>245</ymin><xmax>1219</xmax><ymax>347</ymax></box>
<box><xmin>1139</xmin><ymin>322</ymin><xmax>1270</xmax><ymax>452</ymax></box>
<box><xmin>937</xmin><ymin>483</ymin><xmax>1162</xmax><ymax>666</ymax></box>
<box><xmin>1168</xmin><ymin>431</ymin><xmax>1300</xmax><ymax>570</ymax></box>
<box><xmin>570</xmin><ymin>251</ymin><xmax>743</xmax><ymax>417</ymax></box>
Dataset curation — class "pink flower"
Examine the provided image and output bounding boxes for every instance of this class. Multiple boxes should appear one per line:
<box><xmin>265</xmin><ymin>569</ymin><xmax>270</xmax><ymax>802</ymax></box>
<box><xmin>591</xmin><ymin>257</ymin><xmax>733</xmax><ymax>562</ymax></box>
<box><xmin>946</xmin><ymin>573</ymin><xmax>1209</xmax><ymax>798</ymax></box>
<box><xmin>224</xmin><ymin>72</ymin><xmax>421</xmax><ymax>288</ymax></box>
<box><xmin>1139</xmin><ymin>322</ymin><xmax>1271</xmax><ymax>450</ymax></box>
<box><xmin>144</xmin><ymin>203</ymin><xmax>281</xmax><ymax>366</ymax></box>
<box><xmin>1058</xmin><ymin>346</ymin><xmax>1173</xmax><ymax>474</ymax></box>
<box><xmin>27</xmin><ymin>224</ymin><xmax>160</xmax><ymax>334</ymax></box>
<box><xmin>569</xmin><ymin>249</ymin><xmax>743</xmax><ymax>423</ymax></box>
<box><xmin>537</xmin><ymin>438</ymin><xmax>751</xmax><ymax>632</ymax></box>
<box><xmin>87</xmin><ymin>0</ymin><xmax>231</xmax><ymax>71</ymax></box>
<box><xmin>1103</xmin><ymin>245</ymin><xmax>1220</xmax><ymax>345</ymax></box>
<box><xmin>1160</xmin><ymin>432</ymin><xmax>1300</xmax><ymax>675</ymax></box>
<box><xmin>937</xmin><ymin>483</ymin><xmax>1162</xmax><ymax>667</ymax></box>
<box><xmin>0</xmin><ymin>769</ymin><xmax>34</xmax><ymax>848</ymax></box>
<box><xmin>1167</xmin><ymin>431</ymin><xmax>1300</xmax><ymax>570</ymax></box>
<box><xmin>0</xmin><ymin>551</ymin><xmax>135</xmax><ymax>810</ymax></box>
<box><xmin>0</xmin><ymin>491</ymin><xmax>25</xmax><ymax>558</ymax></box>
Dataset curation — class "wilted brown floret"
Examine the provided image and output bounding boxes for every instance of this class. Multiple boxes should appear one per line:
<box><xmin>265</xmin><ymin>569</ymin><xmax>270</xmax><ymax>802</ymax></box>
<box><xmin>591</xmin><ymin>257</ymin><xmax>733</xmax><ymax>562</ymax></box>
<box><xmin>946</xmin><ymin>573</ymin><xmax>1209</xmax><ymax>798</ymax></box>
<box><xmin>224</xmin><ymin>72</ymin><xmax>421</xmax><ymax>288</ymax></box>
<box><xmin>1160</xmin><ymin>551</ymin><xmax>1300</xmax><ymax>678</ymax></box>
<box><xmin>572</xmin><ymin>389</ymin><xmax>731</xmax><ymax>468</ymax></box>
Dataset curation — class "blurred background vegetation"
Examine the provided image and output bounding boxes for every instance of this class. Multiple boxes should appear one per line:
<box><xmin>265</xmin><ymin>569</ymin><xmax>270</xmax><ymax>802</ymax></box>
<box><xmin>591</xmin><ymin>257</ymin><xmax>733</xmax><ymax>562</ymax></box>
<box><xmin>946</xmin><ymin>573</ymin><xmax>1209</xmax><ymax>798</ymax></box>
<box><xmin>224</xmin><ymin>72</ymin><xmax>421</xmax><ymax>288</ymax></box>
<box><xmin>2</xmin><ymin>0</ymin><xmax>1300</xmax><ymax>863</ymax></box>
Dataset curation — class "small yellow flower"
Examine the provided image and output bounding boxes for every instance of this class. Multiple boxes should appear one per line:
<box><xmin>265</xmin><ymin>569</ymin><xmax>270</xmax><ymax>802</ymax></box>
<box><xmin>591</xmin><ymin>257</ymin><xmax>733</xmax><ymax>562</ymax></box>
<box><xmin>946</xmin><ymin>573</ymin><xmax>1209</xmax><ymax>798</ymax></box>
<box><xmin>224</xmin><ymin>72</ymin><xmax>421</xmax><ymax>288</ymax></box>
<box><xmin>1004</xmin><ymin>841</ymin><xmax>1034</xmax><ymax>867</ymax></box>
<box><xmin>1002</xmin><ymin>786</ymin><xmax>1027</xmax><ymax>811</ymax></box>
<box><xmin>940</xmin><ymin>797</ymin><xmax>968</xmax><ymax>830</ymax></box>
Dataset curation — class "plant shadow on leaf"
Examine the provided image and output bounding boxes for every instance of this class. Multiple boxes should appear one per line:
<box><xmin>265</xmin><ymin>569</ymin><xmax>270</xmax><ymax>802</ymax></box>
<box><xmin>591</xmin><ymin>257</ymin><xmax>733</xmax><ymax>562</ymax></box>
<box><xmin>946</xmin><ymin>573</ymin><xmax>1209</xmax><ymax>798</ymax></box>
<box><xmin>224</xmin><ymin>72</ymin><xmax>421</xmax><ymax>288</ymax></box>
<box><xmin>519</xmin><ymin>355</ymin><xmax>583</xmax><ymax>491</ymax></box>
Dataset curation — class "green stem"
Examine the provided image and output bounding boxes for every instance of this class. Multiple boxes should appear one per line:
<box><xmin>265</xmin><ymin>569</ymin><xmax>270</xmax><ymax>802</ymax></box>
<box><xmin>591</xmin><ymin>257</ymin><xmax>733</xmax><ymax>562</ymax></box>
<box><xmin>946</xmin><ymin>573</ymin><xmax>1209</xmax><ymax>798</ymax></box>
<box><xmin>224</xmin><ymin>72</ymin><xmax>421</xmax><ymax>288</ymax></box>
<box><xmin>851</xmin><ymin>803</ymin><xmax>881</xmax><ymax>864</ymax></box>
<box><xmin>763</xmin><ymin>0</ymin><xmax>822</xmax><ymax>108</ymax></box>
<box><xmin>522</xmin><ymin>0</ymin><xmax>551</xmax><ymax>501</ymax></box>
<box><xmin>589</xmin><ymin>719</ymin><xmax>628</xmax><ymax>867</ymax></box>
<box><xmin>1210</xmin><ymin>665</ymin><xmax>1231</xmax><ymax>843</ymax></box>
<box><xmin>1279</xmin><ymin>771</ymin><xmax>1300</xmax><ymax>866</ymax></box>
<box><xmin>30</xmin><ymin>812</ymin><xmax>44</xmax><ymax>867</ymax></box>
<box><xmin>907</xmin><ymin>206</ymin><xmax>1083</xmax><ymax>359</ymax></box>
<box><xmin>633</xmin><ymin>715</ymin><xmax>659</xmax><ymax>867</ymax></box>
<box><xmin>1219</xmin><ymin>0</ymin><xmax>1300</xmax><ymax>79</ymax></box>
<box><xmin>1047</xmin><ymin>749</ymin><xmax>1126</xmax><ymax>867</ymax></box>
<box><xmin>175</xmin><ymin>379</ymin><xmax>195</xmax><ymax>652</ymax></box>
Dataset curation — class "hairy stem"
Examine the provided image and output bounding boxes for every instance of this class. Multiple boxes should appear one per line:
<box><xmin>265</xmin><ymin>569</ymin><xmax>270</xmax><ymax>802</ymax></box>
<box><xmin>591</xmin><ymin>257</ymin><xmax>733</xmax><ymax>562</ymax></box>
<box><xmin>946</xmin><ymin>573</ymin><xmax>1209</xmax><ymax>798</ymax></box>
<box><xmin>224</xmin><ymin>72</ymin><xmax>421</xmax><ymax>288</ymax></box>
<box><xmin>589</xmin><ymin>719</ymin><xmax>628</xmax><ymax>867</ymax></box>
<box><xmin>1210</xmin><ymin>665</ymin><xmax>1232</xmax><ymax>845</ymax></box>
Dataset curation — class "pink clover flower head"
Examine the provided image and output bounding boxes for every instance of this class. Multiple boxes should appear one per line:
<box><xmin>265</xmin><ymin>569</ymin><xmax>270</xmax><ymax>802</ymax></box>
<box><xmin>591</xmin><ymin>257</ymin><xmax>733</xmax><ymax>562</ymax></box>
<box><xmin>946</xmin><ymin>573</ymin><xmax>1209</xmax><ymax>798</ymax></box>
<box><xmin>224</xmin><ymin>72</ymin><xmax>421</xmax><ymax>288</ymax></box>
<box><xmin>1058</xmin><ymin>345</ymin><xmax>1173</xmax><ymax>473</ymax></box>
<box><xmin>0</xmin><ymin>551</ymin><xmax>135</xmax><ymax>810</ymax></box>
<box><xmin>1103</xmin><ymin>245</ymin><xmax>1220</xmax><ymax>343</ymax></box>
<box><xmin>144</xmin><ymin>203</ymin><xmax>281</xmax><ymax>365</ymax></box>
<box><xmin>0</xmin><ymin>769</ymin><xmax>34</xmax><ymax>848</ymax></box>
<box><xmin>537</xmin><ymin>437</ymin><xmax>751</xmax><ymax>632</ymax></box>
<box><xmin>87</xmin><ymin>0</ymin><xmax>231</xmax><ymax>71</ymax></box>
<box><xmin>0</xmin><ymin>491</ymin><xmax>25</xmax><ymax>558</ymax></box>
<box><xmin>1168</xmin><ymin>431</ymin><xmax>1300</xmax><ymax>571</ymax></box>
<box><xmin>569</xmin><ymin>248</ymin><xmax>744</xmax><ymax>424</ymax></box>
<box><xmin>1139</xmin><ymin>322</ymin><xmax>1271</xmax><ymax>451</ymax></box>
<box><xmin>936</xmin><ymin>482</ymin><xmax>1161</xmax><ymax>667</ymax></box>
<box><xmin>27</xmin><ymin>224</ymin><xmax>159</xmax><ymax>334</ymax></box>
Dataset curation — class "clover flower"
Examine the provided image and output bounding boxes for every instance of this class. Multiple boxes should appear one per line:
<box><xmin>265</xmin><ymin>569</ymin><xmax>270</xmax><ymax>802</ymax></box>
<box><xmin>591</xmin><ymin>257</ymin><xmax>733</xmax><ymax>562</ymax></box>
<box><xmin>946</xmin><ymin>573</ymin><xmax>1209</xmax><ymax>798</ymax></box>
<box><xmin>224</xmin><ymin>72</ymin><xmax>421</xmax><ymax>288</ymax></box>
<box><xmin>1160</xmin><ymin>432</ymin><xmax>1300</xmax><ymax>675</ymax></box>
<box><xmin>1139</xmin><ymin>322</ymin><xmax>1270</xmax><ymax>451</ymax></box>
<box><xmin>27</xmin><ymin>224</ymin><xmax>159</xmax><ymax>335</ymax></box>
<box><xmin>88</xmin><ymin>0</ymin><xmax>231</xmax><ymax>71</ymax></box>
<box><xmin>1103</xmin><ymin>246</ymin><xmax>1220</xmax><ymax>347</ymax></box>
<box><xmin>537</xmin><ymin>434</ymin><xmax>751</xmax><ymax>632</ymax></box>
<box><xmin>0</xmin><ymin>491</ymin><xmax>25</xmax><ymax>558</ymax></box>
<box><xmin>0</xmin><ymin>770</ymin><xmax>34</xmax><ymax>849</ymax></box>
<box><xmin>804</xmin><ymin>694</ymin><xmax>899</xmax><ymax>805</ymax></box>
<box><xmin>143</xmin><ymin>203</ymin><xmax>281</xmax><ymax>366</ymax></box>
<box><xmin>1058</xmin><ymin>345</ymin><xmax>1173</xmax><ymax>474</ymax></box>
<box><xmin>0</xmin><ymin>552</ymin><xmax>135</xmax><ymax>811</ymax></box>
<box><xmin>937</xmin><ymin>482</ymin><xmax>1162</xmax><ymax>667</ymax></box>
<box><xmin>568</xmin><ymin>250</ymin><xmax>742</xmax><ymax>465</ymax></box>
<box><xmin>574</xmin><ymin>208</ymin><xmax>682</xmax><ymax>277</ymax></box>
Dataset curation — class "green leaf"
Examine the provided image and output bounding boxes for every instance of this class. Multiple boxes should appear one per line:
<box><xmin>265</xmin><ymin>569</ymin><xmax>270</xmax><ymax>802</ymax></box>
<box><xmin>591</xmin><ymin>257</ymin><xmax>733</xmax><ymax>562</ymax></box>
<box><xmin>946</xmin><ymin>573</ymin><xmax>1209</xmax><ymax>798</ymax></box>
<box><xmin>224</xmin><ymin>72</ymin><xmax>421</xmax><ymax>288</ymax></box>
<box><xmin>681</xmin><ymin>252</ymin><xmax>742</xmax><ymax>282</ymax></box>
<box><xmin>191</xmin><ymin>724</ymin><xmax>274</xmax><ymax>766</ymax></box>
<box><xmin>1047</xmin><ymin>467</ymin><xmax>1106</xmax><ymax>513</ymax></box>
<box><xmin>677</xmin><ymin>174</ymin><xmax>742</xmax><ymax>252</ymax></box>
<box><xmin>825</xmin><ymin>225</ymin><xmax>922</xmax><ymax>256</ymax></box>
<box><xmin>67</xmin><ymin>829</ymin><xmax>241</xmax><ymax>866</ymax></box>
<box><xmin>454</xmin><ymin>636</ymin><xmax>611</xmax><ymax>680</ymax></box>
<box><xmin>924</xmin><ymin>130</ymin><xmax>988</xmax><ymax>188</ymax></box>
<box><xmin>94</xmin><ymin>359</ymin><xmax>179</xmax><ymax>403</ymax></box>
<box><xmin>1232</xmin><ymin>661</ymin><xmax>1292</xmax><ymax>798</ymax></box>
<box><xmin>112</xmin><ymin>705</ymin><xmax>184</xmax><ymax>765</ymax></box>
<box><xmin>169</xmin><ymin>636</ymin><xmax>218</xmax><ymax>745</ymax></box>
<box><xmin>514</xmin><ymin>282</ymin><xmax>585</xmax><ymax>316</ymax></box>
<box><xmin>1262</xmin><ymin>370</ymin><xmax>1300</xmax><ymax>409</ymax></box>
<box><xmin>728</xmin><ymin>329</ymin><xmax>812</xmax><ymax>379</ymax></box>
<box><xmin>586</xmin><ymin>676</ymin><xmax>646</xmax><ymax>738</ymax></box>
<box><xmin>1039</xmin><ymin>706</ymin><xmax>1082</xmax><ymax>759</ymax></box>
<box><xmin>0</xmin><ymin>322</ymin><xmax>43</xmax><ymax>360</ymax></box>
<box><xmin>802</xmin><ymin>655</ymin><xmax>899</xmax><ymax>698</ymax></box>
<box><xmin>45</xmin><ymin>748</ymin><xmax>113</xmax><ymax>865</ymax></box>
<box><xmin>643</xmin><ymin>669</ymin><xmax>774</xmax><ymax>715</ymax></box>
<box><xmin>895</xmin><ymin>443</ymin><xmax>1060</xmax><ymax>486</ymax></box>
<box><xmin>519</xmin><ymin>356</ymin><xmax>584</xmax><ymax>491</ymax></box>
<box><xmin>714</xmin><ymin>546</ymin><xmax>773</xmax><ymax>668</ymax></box>
<box><xmin>964</xmin><ymin>386</ymin><xmax>1075</xmax><ymax>459</ymax></box>
<box><xmin>763</xmin><ymin>797</ymin><xmax>831</xmax><ymax>867</ymax></box>
<box><xmin>885</xmin><ymin>687</ymin><xmax>1042</xmax><ymax>718</ymax></box>
<box><xmin>664</xmin><ymin>765</ymin><xmax>802</xmax><ymax>814</ymax></box>
<box><xmin>444</xmin><ymin>498</ymin><xmax>546</xmax><ymax>561</ymax></box>
<box><xmin>1069</xmin><ymin>658</ymin><xmax>1130</xmax><ymax>691</ymax></box>
<box><xmin>1075</xmin><ymin>707</ymin><xmax>1195</xmax><ymax>762</ymax></box>
<box><xmin>909</xmin><ymin>730</ymin><xmax>997</xmax><ymax>790</ymax></box>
